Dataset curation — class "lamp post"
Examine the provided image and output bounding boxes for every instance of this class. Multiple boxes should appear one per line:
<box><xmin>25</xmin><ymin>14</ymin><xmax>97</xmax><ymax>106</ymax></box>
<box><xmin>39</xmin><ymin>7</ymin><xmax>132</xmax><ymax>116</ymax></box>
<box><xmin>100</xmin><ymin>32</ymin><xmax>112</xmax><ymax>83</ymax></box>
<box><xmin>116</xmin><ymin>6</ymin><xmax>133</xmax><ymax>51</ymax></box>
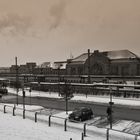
<box><xmin>108</xmin><ymin>86</ymin><xmax>114</xmax><ymax>129</ymax></box>
<box><xmin>22</xmin><ymin>89</ymin><xmax>25</xmax><ymax>110</ymax></box>
<box><xmin>87</xmin><ymin>49</ymin><xmax>91</xmax><ymax>84</ymax></box>
<box><xmin>65</xmin><ymin>81</ymin><xmax>68</xmax><ymax>114</ymax></box>
<box><xmin>15</xmin><ymin>56</ymin><xmax>19</xmax><ymax>106</ymax></box>
<box><xmin>58</xmin><ymin>67</ymin><xmax>60</xmax><ymax>96</ymax></box>
<box><xmin>29</xmin><ymin>88</ymin><xmax>32</xmax><ymax>105</ymax></box>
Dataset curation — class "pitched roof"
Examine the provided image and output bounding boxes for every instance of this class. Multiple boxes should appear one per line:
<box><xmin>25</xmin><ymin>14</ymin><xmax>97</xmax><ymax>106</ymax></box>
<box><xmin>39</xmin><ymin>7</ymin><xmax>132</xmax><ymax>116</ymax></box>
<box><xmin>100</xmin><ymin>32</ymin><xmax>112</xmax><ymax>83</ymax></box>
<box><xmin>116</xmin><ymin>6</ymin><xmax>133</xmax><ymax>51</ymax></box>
<box><xmin>72</xmin><ymin>53</ymin><xmax>89</xmax><ymax>62</ymax></box>
<box><xmin>103</xmin><ymin>50</ymin><xmax>139</xmax><ymax>60</ymax></box>
<box><xmin>69</xmin><ymin>53</ymin><xmax>92</xmax><ymax>65</ymax></box>
<box><xmin>68</xmin><ymin>50</ymin><xmax>139</xmax><ymax>65</ymax></box>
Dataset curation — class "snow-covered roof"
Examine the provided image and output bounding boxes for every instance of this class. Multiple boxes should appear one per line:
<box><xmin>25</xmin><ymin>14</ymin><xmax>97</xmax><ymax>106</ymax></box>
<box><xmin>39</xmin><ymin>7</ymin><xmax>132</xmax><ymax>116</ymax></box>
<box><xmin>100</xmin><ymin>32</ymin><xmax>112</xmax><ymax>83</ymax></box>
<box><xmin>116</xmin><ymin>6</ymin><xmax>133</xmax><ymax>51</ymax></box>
<box><xmin>68</xmin><ymin>53</ymin><xmax>92</xmax><ymax>65</ymax></box>
<box><xmin>35</xmin><ymin>61</ymin><xmax>67</xmax><ymax>69</ymax></box>
<box><xmin>36</xmin><ymin>62</ymin><xmax>51</xmax><ymax>68</ymax></box>
<box><xmin>104</xmin><ymin>50</ymin><xmax>139</xmax><ymax>60</ymax></box>
<box><xmin>52</xmin><ymin>61</ymin><xmax>67</xmax><ymax>69</ymax></box>
<box><xmin>72</xmin><ymin>53</ymin><xmax>91</xmax><ymax>62</ymax></box>
<box><xmin>68</xmin><ymin>50</ymin><xmax>139</xmax><ymax>65</ymax></box>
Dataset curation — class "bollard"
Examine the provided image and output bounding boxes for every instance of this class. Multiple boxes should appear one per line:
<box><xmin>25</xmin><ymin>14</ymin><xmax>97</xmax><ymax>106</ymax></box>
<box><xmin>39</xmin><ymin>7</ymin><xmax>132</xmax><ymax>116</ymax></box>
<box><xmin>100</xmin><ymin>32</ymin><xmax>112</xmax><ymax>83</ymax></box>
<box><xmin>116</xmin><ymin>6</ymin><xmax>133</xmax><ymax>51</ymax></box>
<box><xmin>35</xmin><ymin>112</ymin><xmax>37</xmax><ymax>122</ymax></box>
<box><xmin>135</xmin><ymin>135</ymin><xmax>138</xmax><ymax>140</ymax></box>
<box><xmin>4</xmin><ymin>105</ymin><xmax>6</xmax><ymax>113</ymax></box>
<box><xmin>64</xmin><ymin>119</ymin><xmax>67</xmax><ymax>131</ymax></box>
<box><xmin>23</xmin><ymin>109</ymin><xmax>25</xmax><ymax>119</ymax></box>
<box><xmin>49</xmin><ymin>115</ymin><xmax>51</xmax><ymax>127</ymax></box>
<box><xmin>13</xmin><ymin>107</ymin><xmax>15</xmax><ymax>116</ymax></box>
<box><xmin>106</xmin><ymin>128</ymin><xmax>109</xmax><ymax>140</ymax></box>
<box><xmin>81</xmin><ymin>132</ymin><xmax>84</xmax><ymax>140</ymax></box>
<box><xmin>70</xmin><ymin>138</ymin><xmax>72</xmax><ymax>140</ymax></box>
<box><xmin>83</xmin><ymin>123</ymin><xmax>86</xmax><ymax>136</ymax></box>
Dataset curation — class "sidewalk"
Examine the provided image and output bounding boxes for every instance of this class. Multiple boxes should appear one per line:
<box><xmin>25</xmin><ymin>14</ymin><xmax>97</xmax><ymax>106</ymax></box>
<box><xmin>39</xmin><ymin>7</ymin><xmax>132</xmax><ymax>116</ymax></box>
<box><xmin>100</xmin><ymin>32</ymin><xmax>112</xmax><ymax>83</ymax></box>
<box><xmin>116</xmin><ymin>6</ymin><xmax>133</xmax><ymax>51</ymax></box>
<box><xmin>0</xmin><ymin>103</ymin><xmax>138</xmax><ymax>140</ymax></box>
<box><xmin>6</xmin><ymin>87</ymin><xmax>140</xmax><ymax>107</ymax></box>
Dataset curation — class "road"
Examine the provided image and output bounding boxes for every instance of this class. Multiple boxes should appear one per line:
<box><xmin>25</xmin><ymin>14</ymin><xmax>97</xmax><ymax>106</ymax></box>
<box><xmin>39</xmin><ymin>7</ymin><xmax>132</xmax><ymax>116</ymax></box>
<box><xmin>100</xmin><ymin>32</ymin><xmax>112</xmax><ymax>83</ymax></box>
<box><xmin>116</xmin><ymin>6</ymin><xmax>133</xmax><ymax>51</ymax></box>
<box><xmin>1</xmin><ymin>94</ymin><xmax>140</xmax><ymax>122</ymax></box>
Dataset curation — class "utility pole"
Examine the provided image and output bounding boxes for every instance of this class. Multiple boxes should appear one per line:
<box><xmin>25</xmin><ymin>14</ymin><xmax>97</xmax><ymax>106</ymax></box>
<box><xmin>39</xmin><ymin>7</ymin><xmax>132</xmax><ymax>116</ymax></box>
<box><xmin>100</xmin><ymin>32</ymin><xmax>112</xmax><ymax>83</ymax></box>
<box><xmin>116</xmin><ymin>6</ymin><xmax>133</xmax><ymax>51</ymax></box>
<box><xmin>58</xmin><ymin>67</ymin><xmax>60</xmax><ymax>96</ymax></box>
<box><xmin>65</xmin><ymin>81</ymin><xmax>68</xmax><ymax>114</ymax></box>
<box><xmin>15</xmin><ymin>57</ymin><xmax>19</xmax><ymax>105</ymax></box>
<box><xmin>87</xmin><ymin>49</ymin><xmax>91</xmax><ymax>84</ymax></box>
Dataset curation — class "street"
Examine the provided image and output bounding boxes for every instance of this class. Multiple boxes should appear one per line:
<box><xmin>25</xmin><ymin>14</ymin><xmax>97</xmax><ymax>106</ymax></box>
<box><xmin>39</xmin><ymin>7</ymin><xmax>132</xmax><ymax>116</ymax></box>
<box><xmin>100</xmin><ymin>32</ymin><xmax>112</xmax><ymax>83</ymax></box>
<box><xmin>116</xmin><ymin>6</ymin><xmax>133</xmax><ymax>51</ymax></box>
<box><xmin>1</xmin><ymin>94</ymin><xmax>140</xmax><ymax>122</ymax></box>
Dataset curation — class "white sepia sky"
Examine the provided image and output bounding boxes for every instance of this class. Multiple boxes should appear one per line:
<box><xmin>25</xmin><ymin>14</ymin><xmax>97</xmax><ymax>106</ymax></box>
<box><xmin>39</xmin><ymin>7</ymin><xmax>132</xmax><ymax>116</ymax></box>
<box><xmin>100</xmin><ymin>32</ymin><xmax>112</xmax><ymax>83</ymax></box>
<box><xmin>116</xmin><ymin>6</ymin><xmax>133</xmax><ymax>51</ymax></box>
<box><xmin>0</xmin><ymin>0</ymin><xmax>140</xmax><ymax>66</ymax></box>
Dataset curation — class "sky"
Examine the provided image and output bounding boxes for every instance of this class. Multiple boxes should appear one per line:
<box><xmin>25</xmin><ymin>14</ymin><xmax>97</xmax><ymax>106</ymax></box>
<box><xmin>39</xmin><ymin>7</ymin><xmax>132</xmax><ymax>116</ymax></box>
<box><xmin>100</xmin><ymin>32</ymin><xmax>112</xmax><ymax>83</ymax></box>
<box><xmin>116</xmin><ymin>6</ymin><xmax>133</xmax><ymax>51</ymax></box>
<box><xmin>0</xmin><ymin>0</ymin><xmax>140</xmax><ymax>66</ymax></box>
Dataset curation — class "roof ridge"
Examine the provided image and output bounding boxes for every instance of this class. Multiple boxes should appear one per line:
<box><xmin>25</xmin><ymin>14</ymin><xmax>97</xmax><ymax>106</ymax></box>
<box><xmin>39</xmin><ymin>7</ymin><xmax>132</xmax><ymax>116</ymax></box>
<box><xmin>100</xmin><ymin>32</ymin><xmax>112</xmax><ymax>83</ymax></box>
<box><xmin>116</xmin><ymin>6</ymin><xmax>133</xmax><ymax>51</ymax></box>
<box><xmin>127</xmin><ymin>50</ymin><xmax>139</xmax><ymax>58</ymax></box>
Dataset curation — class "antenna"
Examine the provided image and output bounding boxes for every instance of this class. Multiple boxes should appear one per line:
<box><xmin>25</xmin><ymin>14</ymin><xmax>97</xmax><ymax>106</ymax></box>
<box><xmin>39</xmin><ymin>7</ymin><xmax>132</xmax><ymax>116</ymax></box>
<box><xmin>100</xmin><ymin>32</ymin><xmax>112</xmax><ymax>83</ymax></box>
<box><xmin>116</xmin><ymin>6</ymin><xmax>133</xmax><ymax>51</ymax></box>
<box><xmin>70</xmin><ymin>52</ymin><xmax>74</xmax><ymax>59</ymax></box>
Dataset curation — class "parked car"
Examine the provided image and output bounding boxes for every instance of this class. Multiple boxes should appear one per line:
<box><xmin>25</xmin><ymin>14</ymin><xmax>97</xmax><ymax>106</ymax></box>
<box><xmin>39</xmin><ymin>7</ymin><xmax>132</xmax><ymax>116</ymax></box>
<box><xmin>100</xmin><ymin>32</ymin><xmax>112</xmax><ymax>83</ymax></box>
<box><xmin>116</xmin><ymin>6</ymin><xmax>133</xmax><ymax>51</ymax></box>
<box><xmin>68</xmin><ymin>107</ymin><xmax>93</xmax><ymax>122</ymax></box>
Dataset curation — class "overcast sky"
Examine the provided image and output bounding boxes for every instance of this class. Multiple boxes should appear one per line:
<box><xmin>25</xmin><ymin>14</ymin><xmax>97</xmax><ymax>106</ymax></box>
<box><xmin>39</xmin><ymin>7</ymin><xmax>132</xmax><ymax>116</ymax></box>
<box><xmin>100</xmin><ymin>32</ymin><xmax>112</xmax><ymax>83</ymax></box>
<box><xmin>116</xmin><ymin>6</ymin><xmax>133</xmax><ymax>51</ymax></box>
<box><xmin>0</xmin><ymin>0</ymin><xmax>140</xmax><ymax>66</ymax></box>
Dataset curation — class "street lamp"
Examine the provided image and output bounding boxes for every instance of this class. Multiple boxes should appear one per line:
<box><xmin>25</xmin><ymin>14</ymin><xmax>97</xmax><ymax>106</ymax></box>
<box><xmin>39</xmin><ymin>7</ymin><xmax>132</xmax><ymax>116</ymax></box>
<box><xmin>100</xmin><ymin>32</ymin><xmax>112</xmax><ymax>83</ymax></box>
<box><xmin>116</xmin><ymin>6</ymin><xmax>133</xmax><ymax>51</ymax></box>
<box><xmin>65</xmin><ymin>81</ymin><xmax>68</xmax><ymax>114</ymax></box>
<box><xmin>63</xmin><ymin>81</ymin><xmax>73</xmax><ymax>114</ymax></box>
<box><xmin>22</xmin><ymin>89</ymin><xmax>25</xmax><ymax>110</ymax></box>
<box><xmin>29</xmin><ymin>88</ymin><xmax>32</xmax><ymax>105</ymax></box>
<box><xmin>108</xmin><ymin>86</ymin><xmax>114</xmax><ymax>129</ymax></box>
<box><xmin>15</xmin><ymin>57</ymin><xmax>19</xmax><ymax>106</ymax></box>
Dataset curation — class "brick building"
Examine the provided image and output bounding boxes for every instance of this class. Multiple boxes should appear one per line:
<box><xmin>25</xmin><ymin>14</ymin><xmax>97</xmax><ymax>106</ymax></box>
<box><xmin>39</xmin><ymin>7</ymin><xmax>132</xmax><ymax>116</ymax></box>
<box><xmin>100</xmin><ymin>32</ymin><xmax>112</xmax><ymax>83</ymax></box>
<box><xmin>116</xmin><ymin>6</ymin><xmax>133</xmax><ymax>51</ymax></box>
<box><xmin>66</xmin><ymin>50</ymin><xmax>140</xmax><ymax>76</ymax></box>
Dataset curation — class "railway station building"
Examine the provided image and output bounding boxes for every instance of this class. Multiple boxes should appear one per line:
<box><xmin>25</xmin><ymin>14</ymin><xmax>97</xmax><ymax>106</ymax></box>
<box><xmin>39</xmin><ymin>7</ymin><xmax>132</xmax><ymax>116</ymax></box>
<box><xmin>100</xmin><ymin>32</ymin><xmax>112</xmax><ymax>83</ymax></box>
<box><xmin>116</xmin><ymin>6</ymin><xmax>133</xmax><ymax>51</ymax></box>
<box><xmin>66</xmin><ymin>49</ymin><xmax>140</xmax><ymax>76</ymax></box>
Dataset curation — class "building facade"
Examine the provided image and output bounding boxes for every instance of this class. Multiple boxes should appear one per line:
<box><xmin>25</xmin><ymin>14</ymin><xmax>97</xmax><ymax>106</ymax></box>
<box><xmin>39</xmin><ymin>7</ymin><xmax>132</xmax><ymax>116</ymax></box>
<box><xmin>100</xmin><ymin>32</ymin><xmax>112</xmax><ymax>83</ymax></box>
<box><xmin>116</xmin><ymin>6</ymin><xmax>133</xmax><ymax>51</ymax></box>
<box><xmin>66</xmin><ymin>50</ymin><xmax>140</xmax><ymax>76</ymax></box>
<box><xmin>9</xmin><ymin>49</ymin><xmax>140</xmax><ymax>77</ymax></box>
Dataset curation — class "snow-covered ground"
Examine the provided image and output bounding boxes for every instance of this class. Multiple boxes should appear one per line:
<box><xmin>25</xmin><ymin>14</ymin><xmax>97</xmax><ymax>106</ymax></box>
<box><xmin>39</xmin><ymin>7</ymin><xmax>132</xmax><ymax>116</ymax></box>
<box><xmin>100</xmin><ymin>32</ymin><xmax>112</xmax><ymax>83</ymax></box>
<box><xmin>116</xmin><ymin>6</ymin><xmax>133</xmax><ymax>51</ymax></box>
<box><xmin>6</xmin><ymin>87</ymin><xmax>140</xmax><ymax>107</ymax></box>
<box><xmin>0</xmin><ymin>104</ymin><xmax>139</xmax><ymax>140</ymax></box>
<box><xmin>0</xmin><ymin>105</ymin><xmax>94</xmax><ymax>140</ymax></box>
<box><xmin>1</xmin><ymin>87</ymin><xmax>140</xmax><ymax>139</ymax></box>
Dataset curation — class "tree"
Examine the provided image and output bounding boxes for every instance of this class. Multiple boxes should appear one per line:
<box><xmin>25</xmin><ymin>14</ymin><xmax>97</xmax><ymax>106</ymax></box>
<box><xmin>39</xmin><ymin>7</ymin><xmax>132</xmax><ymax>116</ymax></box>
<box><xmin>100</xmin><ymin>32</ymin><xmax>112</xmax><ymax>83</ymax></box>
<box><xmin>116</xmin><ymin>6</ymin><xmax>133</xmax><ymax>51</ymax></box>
<box><xmin>60</xmin><ymin>82</ymin><xmax>74</xmax><ymax>114</ymax></box>
<box><xmin>60</xmin><ymin>82</ymin><xmax>74</xmax><ymax>99</ymax></box>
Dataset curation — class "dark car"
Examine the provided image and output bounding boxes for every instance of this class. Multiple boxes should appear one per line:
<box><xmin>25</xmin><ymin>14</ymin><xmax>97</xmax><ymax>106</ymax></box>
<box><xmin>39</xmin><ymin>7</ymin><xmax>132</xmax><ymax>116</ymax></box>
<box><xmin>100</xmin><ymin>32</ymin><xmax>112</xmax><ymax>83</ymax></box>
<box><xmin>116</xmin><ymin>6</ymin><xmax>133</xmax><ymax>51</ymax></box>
<box><xmin>68</xmin><ymin>107</ymin><xmax>93</xmax><ymax>122</ymax></box>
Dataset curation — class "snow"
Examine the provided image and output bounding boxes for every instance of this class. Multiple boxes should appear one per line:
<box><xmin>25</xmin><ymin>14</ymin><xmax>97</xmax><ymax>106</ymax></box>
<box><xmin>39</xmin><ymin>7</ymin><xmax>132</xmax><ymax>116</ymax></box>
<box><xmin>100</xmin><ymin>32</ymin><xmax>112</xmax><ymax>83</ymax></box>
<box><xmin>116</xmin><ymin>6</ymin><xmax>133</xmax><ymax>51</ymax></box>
<box><xmin>1</xmin><ymin>87</ymin><xmax>140</xmax><ymax>139</ymax></box>
<box><xmin>6</xmin><ymin>87</ymin><xmax>140</xmax><ymax>107</ymax></box>
<box><xmin>0</xmin><ymin>104</ymin><xmax>139</xmax><ymax>140</ymax></box>
<box><xmin>0</xmin><ymin>104</ymin><xmax>102</xmax><ymax>140</ymax></box>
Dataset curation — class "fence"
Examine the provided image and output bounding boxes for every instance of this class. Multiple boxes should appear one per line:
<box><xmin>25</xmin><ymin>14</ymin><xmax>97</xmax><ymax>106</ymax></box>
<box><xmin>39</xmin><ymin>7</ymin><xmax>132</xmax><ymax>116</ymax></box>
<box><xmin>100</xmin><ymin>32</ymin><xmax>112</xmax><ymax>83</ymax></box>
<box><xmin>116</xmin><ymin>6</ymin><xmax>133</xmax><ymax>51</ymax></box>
<box><xmin>1</xmin><ymin>104</ymin><xmax>140</xmax><ymax>140</ymax></box>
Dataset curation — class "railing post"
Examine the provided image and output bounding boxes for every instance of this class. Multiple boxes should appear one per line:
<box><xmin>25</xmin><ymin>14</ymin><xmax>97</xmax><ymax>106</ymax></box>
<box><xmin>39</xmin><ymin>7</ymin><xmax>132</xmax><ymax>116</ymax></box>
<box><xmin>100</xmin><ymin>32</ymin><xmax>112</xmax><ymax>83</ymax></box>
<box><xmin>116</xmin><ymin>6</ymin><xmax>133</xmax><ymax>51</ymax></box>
<box><xmin>135</xmin><ymin>135</ymin><xmax>138</xmax><ymax>140</ymax></box>
<box><xmin>35</xmin><ymin>112</ymin><xmax>37</xmax><ymax>122</ymax></box>
<box><xmin>83</xmin><ymin>123</ymin><xmax>86</xmax><ymax>136</ymax></box>
<box><xmin>13</xmin><ymin>107</ymin><xmax>16</xmax><ymax>116</ymax></box>
<box><xmin>4</xmin><ymin>105</ymin><xmax>6</xmax><ymax>113</ymax></box>
<box><xmin>64</xmin><ymin>119</ymin><xmax>67</xmax><ymax>131</ymax></box>
<box><xmin>81</xmin><ymin>132</ymin><xmax>84</xmax><ymax>140</ymax></box>
<box><xmin>106</xmin><ymin>128</ymin><xmax>109</xmax><ymax>140</ymax></box>
<box><xmin>23</xmin><ymin>109</ymin><xmax>25</xmax><ymax>119</ymax></box>
<box><xmin>49</xmin><ymin>115</ymin><xmax>51</xmax><ymax>127</ymax></box>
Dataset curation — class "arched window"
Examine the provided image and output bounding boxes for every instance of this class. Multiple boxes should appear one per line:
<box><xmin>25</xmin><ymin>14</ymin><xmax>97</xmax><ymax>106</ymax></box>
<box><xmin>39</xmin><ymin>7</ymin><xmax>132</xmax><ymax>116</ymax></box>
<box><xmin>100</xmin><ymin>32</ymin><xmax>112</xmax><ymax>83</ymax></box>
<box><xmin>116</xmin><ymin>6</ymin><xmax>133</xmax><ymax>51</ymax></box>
<box><xmin>91</xmin><ymin>63</ymin><xmax>103</xmax><ymax>75</ymax></box>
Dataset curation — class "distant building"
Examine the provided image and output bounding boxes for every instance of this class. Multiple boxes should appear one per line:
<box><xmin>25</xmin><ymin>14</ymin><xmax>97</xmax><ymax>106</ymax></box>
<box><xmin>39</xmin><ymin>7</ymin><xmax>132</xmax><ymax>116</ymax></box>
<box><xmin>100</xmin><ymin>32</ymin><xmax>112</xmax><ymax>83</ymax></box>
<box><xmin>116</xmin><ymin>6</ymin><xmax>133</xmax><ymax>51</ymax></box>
<box><xmin>34</xmin><ymin>61</ymin><xmax>67</xmax><ymax>75</ymax></box>
<box><xmin>0</xmin><ymin>67</ymin><xmax>10</xmax><ymax>73</ymax></box>
<box><xmin>67</xmin><ymin>49</ymin><xmax>140</xmax><ymax>76</ymax></box>
<box><xmin>51</xmin><ymin>61</ymin><xmax>67</xmax><ymax>75</ymax></box>
<box><xmin>34</xmin><ymin>62</ymin><xmax>52</xmax><ymax>75</ymax></box>
<box><xmin>10</xmin><ymin>65</ymin><xmax>18</xmax><ymax>74</ymax></box>
<box><xmin>26</xmin><ymin>62</ymin><xmax>36</xmax><ymax>74</ymax></box>
<box><xmin>9</xmin><ymin>49</ymin><xmax>140</xmax><ymax>77</ymax></box>
<box><xmin>10</xmin><ymin>62</ymin><xmax>36</xmax><ymax>74</ymax></box>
